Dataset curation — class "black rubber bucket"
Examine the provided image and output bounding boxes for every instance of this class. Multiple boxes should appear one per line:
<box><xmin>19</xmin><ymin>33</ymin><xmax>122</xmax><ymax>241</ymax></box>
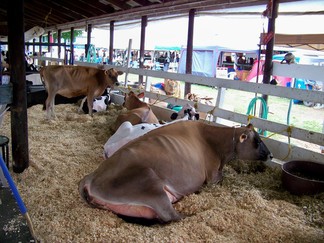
<box><xmin>281</xmin><ymin>160</ymin><xmax>324</xmax><ymax>195</ymax></box>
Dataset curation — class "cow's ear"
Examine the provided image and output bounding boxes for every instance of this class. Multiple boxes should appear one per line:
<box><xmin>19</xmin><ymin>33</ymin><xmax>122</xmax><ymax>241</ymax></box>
<box><xmin>117</xmin><ymin>71</ymin><xmax>123</xmax><ymax>75</ymax></box>
<box><xmin>239</xmin><ymin>133</ymin><xmax>248</xmax><ymax>143</ymax></box>
<box><xmin>137</xmin><ymin>92</ymin><xmax>145</xmax><ymax>98</ymax></box>
<box><xmin>97</xmin><ymin>64</ymin><xmax>104</xmax><ymax>70</ymax></box>
<box><xmin>246</xmin><ymin>123</ymin><xmax>254</xmax><ymax>130</ymax></box>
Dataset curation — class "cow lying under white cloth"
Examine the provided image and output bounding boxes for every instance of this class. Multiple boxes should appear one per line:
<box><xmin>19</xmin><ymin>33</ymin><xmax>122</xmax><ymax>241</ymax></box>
<box><xmin>104</xmin><ymin>103</ymin><xmax>199</xmax><ymax>159</ymax></box>
<box><xmin>80</xmin><ymin>94</ymin><xmax>111</xmax><ymax>114</ymax></box>
<box><xmin>170</xmin><ymin>103</ymin><xmax>199</xmax><ymax>121</ymax></box>
<box><xmin>104</xmin><ymin>121</ymin><xmax>162</xmax><ymax>158</ymax></box>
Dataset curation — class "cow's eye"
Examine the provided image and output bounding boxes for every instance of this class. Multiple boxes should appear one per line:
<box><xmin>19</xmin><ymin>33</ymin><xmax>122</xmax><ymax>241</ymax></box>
<box><xmin>254</xmin><ymin>137</ymin><xmax>261</xmax><ymax>146</ymax></box>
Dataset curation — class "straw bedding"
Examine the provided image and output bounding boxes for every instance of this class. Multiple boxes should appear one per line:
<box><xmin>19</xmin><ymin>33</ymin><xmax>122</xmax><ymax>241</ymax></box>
<box><xmin>1</xmin><ymin>103</ymin><xmax>323</xmax><ymax>242</ymax></box>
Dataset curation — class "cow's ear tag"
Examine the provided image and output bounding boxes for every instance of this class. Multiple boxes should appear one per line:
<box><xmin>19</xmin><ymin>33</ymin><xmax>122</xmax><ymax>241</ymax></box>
<box><xmin>137</xmin><ymin>92</ymin><xmax>145</xmax><ymax>98</ymax></box>
<box><xmin>239</xmin><ymin>134</ymin><xmax>248</xmax><ymax>143</ymax></box>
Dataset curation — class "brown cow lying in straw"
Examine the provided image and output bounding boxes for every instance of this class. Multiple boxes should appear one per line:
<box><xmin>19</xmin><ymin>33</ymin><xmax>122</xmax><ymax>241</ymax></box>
<box><xmin>113</xmin><ymin>91</ymin><xmax>159</xmax><ymax>132</ymax></box>
<box><xmin>79</xmin><ymin>122</ymin><xmax>272</xmax><ymax>224</ymax></box>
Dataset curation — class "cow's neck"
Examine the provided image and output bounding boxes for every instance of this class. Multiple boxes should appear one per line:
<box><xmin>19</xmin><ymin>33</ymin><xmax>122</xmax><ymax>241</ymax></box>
<box><xmin>204</xmin><ymin>125</ymin><xmax>237</xmax><ymax>163</ymax></box>
<box><xmin>129</xmin><ymin>100</ymin><xmax>148</xmax><ymax>109</ymax></box>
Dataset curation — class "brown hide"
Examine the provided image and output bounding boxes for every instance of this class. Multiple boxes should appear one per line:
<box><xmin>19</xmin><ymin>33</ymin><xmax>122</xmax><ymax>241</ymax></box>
<box><xmin>79</xmin><ymin>121</ymin><xmax>272</xmax><ymax>223</ymax></box>
<box><xmin>40</xmin><ymin>65</ymin><xmax>123</xmax><ymax>119</ymax></box>
<box><xmin>113</xmin><ymin>91</ymin><xmax>159</xmax><ymax>131</ymax></box>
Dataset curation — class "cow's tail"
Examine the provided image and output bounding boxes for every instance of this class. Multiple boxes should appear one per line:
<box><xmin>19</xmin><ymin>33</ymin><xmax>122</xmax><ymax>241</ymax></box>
<box><xmin>39</xmin><ymin>66</ymin><xmax>46</xmax><ymax>87</ymax></box>
<box><xmin>38</xmin><ymin>66</ymin><xmax>48</xmax><ymax>111</ymax></box>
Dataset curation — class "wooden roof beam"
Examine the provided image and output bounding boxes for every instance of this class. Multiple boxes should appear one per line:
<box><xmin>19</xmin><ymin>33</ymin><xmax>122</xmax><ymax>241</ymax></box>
<box><xmin>54</xmin><ymin>0</ymin><xmax>107</xmax><ymax>16</ymax></box>
<box><xmin>80</xmin><ymin>0</ymin><xmax>115</xmax><ymax>14</ymax></box>
<box><xmin>105</xmin><ymin>0</ymin><xmax>133</xmax><ymax>10</ymax></box>
<box><xmin>24</xmin><ymin>2</ymin><xmax>81</xmax><ymax>24</ymax></box>
<box><xmin>131</xmin><ymin>0</ymin><xmax>150</xmax><ymax>6</ymax></box>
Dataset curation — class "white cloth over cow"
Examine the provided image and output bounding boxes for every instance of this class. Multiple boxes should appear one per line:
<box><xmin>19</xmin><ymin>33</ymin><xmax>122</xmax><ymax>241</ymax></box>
<box><xmin>104</xmin><ymin>103</ymin><xmax>199</xmax><ymax>159</ymax></box>
<box><xmin>104</xmin><ymin>122</ymin><xmax>162</xmax><ymax>158</ymax></box>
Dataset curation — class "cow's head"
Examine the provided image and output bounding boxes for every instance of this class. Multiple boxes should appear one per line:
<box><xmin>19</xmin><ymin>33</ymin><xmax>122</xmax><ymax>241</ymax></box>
<box><xmin>164</xmin><ymin>79</ymin><xmax>180</xmax><ymax>96</ymax></box>
<box><xmin>234</xmin><ymin>124</ymin><xmax>272</xmax><ymax>161</ymax></box>
<box><xmin>123</xmin><ymin>91</ymin><xmax>145</xmax><ymax>110</ymax></box>
<box><xmin>105</xmin><ymin>68</ymin><xmax>123</xmax><ymax>87</ymax></box>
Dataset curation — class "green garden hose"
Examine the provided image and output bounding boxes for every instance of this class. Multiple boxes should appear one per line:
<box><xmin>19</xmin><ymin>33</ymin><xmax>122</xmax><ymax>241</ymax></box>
<box><xmin>246</xmin><ymin>97</ymin><xmax>268</xmax><ymax>135</ymax></box>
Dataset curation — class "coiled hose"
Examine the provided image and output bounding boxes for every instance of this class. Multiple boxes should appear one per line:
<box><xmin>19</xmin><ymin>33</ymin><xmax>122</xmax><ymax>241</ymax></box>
<box><xmin>246</xmin><ymin>96</ymin><xmax>268</xmax><ymax>135</ymax></box>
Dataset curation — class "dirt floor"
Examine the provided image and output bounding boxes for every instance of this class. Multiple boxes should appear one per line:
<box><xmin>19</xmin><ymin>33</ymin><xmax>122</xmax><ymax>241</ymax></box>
<box><xmin>0</xmin><ymin>103</ymin><xmax>323</xmax><ymax>242</ymax></box>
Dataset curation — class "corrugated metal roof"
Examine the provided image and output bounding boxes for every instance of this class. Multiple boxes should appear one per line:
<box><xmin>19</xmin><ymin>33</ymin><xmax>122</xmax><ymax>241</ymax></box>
<box><xmin>0</xmin><ymin>0</ymin><xmax>303</xmax><ymax>37</ymax></box>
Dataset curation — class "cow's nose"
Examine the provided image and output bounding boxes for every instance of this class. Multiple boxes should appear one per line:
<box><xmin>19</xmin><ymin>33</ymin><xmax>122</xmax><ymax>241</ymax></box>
<box><xmin>269</xmin><ymin>153</ymin><xmax>273</xmax><ymax>160</ymax></box>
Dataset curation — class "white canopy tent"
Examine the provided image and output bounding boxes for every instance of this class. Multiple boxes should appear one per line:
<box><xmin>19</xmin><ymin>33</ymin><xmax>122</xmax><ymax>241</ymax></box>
<box><xmin>274</xmin><ymin>34</ymin><xmax>324</xmax><ymax>51</ymax></box>
<box><xmin>88</xmin><ymin>0</ymin><xmax>324</xmax><ymax>51</ymax></box>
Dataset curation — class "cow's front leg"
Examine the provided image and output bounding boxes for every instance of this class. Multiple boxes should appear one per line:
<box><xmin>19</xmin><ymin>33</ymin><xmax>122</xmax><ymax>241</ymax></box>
<box><xmin>78</xmin><ymin>97</ymin><xmax>87</xmax><ymax>113</ymax></box>
<box><xmin>87</xmin><ymin>95</ymin><xmax>94</xmax><ymax>117</ymax></box>
<box><xmin>45</xmin><ymin>93</ymin><xmax>56</xmax><ymax>119</ymax></box>
<box><xmin>50</xmin><ymin>99</ymin><xmax>57</xmax><ymax>119</ymax></box>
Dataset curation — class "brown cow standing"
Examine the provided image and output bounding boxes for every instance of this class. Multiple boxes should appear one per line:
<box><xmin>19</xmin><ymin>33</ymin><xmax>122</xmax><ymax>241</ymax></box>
<box><xmin>40</xmin><ymin>65</ymin><xmax>123</xmax><ymax>119</ymax></box>
<box><xmin>79</xmin><ymin>122</ymin><xmax>272</xmax><ymax>223</ymax></box>
<box><xmin>113</xmin><ymin>91</ymin><xmax>159</xmax><ymax>132</ymax></box>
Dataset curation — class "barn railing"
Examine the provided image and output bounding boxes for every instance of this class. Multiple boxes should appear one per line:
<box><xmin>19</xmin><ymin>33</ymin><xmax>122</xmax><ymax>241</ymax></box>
<box><xmin>73</xmin><ymin>60</ymin><xmax>324</xmax><ymax>165</ymax></box>
<box><xmin>21</xmin><ymin>58</ymin><xmax>323</xmax><ymax>164</ymax></box>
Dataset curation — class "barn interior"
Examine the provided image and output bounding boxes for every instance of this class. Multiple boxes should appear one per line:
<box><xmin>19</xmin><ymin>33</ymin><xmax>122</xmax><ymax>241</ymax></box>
<box><xmin>0</xmin><ymin>0</ymin><xmax>324</xmax><ymax>242</ymax></box>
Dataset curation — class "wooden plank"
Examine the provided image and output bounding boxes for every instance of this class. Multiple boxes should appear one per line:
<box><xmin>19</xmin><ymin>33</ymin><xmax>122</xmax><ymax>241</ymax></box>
<box><xmin>45</xmin><ymin>58</ymin><xmax>324</xmax><ymax>104</ymax></box>
<box><xmin>275</xmin><ymin>34</ymin><xmax>324</xmax><ymax>45</ymax></box>
<box><xmin>264</xmin><ymin>138</ymin><xmax>324</xmax><ymax>164</ymax></box>
<box><xmin>212</xmin><ymin>108</ymin><xmax>324</xmax><ymax>147</ymax></box>
<box><xmin>32</xmin><ymin>56</ymin><xmax>65</xmax><ymax>63</ymax></box>
<box><xmin>273</xmin><ymin>62</ymin><xmax>324</xmax><ymax>81</ymax></box>
<box><xmin>123</xmin><ymin>67</ymin><xmax>324</xmax><ymax>104</ymax></box>
<box><xmin>112</xmin><ymin>88</ymin><xmax>324</xmax><ymax>147</ymax></box>
<box><xmin>0</xmin><ymin>84</ymin><xmax>13</xmax><ymax>104</ymax></box>
<box><xmin>110</xmin><ymin>91</ymin><xmax>324</xmax><ymax>164</ymax></box>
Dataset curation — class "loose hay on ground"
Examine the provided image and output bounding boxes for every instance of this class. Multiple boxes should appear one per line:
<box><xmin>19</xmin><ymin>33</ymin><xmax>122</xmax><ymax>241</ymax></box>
<box><xmin>1</xmin><ymin>103</ymin><xmax>323</xmax><ymax>242</ymax></box>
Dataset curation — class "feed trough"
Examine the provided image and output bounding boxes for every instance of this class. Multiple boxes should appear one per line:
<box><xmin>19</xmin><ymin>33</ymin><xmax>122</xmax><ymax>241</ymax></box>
<box><xmin>281</xmin><ymin>160</ymin><xmax>324</xmax><ymax>195</ymax></box>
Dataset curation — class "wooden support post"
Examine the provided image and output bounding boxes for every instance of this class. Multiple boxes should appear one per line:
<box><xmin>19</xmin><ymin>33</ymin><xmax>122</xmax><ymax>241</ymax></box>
<box><xmin>261</xmin><ymin>0</ymin><xmax>279</xmax><ymax>120</ymax></box>
<box><xmin>185</xmin><ymin>9</ymin><xmax>195</xmax><ymax>96</ymax></box>
<box><xmin>139</xmin><ymin>16</ymin><xmax>147</xmax><ymax>85</ymax></box>
<box><xmin>38</xmin><ymin>35</ymin><xmax>45</xmax><ymax>66</ymax></box>
<box><xmin>70</xmin><ymin>27</ymin><xmax>74</xmax><ymax>65</ymax></box>
<box><xmin>32</xmin><ymin>38</ymin><xmax>36</xmax><ymax>64</ymax></box>
<box><xmin>262</xmin><ymin>0</ymin><xmax>279</xmax><ymax>98</ymax></box>
<box><xmin>39</xmin><ymin>36</ymin><xmax>42</xmax><ymax>55</ymax></box>
<box><xmin>85</xmin><ymin>24</ymin><xmax>92</xmax><ymax>59</ymax></box>
<box><xmin>48</xmin><ymin>30</ymin><xmax>52</xmax><ymax>53</ymax></box>
<box><xmin>7</xmin><ymin>0</ymin><xmax>29</xmax><ymax>172</ymax></box>
<box><xmin>109</xmin><ymin>21</ymin><xmax>114</xmax><ymax>65</ymax></box>
<box><xmin>124</xmin><ymin>39</ymin><xmax>132</xmax><ymax>87</ymax></box>
<box><xmin>58</xmin><ymin>29</ymin><xmax>62</xmax><ymax>59</ymax></box>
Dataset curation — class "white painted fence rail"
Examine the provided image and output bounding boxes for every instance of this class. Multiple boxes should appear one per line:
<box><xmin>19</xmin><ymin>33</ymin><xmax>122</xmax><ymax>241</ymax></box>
<box><xmin>44</xmin><ymin>59</ymin><xmax>324</xmax><ymax>164</ymax></box>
